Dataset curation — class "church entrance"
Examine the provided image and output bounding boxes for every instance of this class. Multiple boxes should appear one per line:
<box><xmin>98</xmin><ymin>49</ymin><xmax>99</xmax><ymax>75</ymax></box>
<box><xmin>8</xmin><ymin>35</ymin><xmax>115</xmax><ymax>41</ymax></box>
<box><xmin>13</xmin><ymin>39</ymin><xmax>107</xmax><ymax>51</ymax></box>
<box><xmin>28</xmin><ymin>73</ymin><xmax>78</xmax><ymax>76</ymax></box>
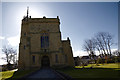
<box><xmin>41</xmin><ymin>56</ymin><xmax>50</xmax><ymax>67</ymax></box>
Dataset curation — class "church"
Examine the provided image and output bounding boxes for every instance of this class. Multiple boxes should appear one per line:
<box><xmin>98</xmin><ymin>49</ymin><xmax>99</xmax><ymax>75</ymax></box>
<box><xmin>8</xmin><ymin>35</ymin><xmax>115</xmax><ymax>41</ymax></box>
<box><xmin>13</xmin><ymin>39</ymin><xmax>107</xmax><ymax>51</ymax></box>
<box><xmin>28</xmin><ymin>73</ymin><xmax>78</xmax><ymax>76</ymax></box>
<box><xmin>18</xmin><ymin>8</ymin><xmax>74</xmax><ymax>69</ymax></box>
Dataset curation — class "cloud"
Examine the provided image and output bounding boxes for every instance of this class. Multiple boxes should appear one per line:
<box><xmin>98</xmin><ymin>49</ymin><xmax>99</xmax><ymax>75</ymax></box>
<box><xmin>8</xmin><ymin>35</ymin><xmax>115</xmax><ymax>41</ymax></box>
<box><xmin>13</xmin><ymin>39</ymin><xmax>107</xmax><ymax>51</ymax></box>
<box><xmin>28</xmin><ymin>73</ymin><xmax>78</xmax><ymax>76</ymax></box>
<box><xmin>0</xmin><ymin>48</ymin><xmax>2</xmax><ymax>53</ymax></box>
<box><xmin>0</xmin><ymin>53</ymin><xmax>7</xmax><ymax>65</ymax></box>
<box><xmin>7</xmin><ymin>34</ymin><xmax>20</xmax><ymax>47</ymax></box>
<box><xmin>0</xmin><ymin>36</ymin><xmax>5</xmax><ymax>40</ymax></box>
<box><xmin>0</xmin><ymin>58</ymin><xmax>7</xmax><ymax>65</ymax></box>
<box><xmin>73</xmin><ymin>48</ymin><xmax>118</xmax><ymax>57</ymax></box>
<box><xmin>74</xmin><ymin>50</ymin><xmax>88</xmax><ymax>57</ymax></box>
<box><xmin>111</xmin><ymin>48</ymin><xmax>117</xmax><ymax>52</ymax></box>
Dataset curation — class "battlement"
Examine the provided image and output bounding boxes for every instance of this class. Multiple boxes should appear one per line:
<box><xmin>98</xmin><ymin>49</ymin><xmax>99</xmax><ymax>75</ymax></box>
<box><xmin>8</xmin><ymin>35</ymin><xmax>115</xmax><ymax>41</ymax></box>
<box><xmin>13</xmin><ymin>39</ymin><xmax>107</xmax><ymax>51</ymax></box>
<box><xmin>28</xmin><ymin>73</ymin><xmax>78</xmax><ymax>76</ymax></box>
<box><xmin>22</xmin><ymin>16</ymin><xmax>60</xmax><ymax>24</ymax></box>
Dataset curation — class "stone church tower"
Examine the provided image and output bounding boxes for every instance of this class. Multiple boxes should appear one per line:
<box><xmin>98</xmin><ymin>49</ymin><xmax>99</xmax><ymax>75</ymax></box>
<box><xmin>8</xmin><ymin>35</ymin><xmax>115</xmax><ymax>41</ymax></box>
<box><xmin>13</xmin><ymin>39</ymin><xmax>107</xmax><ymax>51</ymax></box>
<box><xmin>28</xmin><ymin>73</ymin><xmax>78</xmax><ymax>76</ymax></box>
<box><xmin>18</xmin><ymin>8</ymin><xmax>74</xmax><ymax>69</ymax></box>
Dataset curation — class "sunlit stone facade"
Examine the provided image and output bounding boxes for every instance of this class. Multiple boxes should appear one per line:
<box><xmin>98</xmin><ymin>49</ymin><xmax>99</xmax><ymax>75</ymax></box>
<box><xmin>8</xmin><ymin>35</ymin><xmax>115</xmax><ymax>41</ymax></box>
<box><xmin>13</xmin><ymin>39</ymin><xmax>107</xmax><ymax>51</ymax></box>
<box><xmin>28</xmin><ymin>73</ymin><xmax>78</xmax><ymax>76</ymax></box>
<box><xmin>18</xmin><ymin>15</ymin><xmax>74</xmax><ymax>69</ymax></box>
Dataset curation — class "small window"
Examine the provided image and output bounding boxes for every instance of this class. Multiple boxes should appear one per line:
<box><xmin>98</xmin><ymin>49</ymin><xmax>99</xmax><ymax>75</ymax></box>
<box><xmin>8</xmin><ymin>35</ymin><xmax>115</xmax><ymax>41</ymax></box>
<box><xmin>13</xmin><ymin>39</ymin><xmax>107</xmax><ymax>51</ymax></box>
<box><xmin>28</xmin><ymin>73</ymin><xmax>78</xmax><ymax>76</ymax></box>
<box><xmin>55</xmin><ymin>54</ymin><xmax>58</xmax><ymax>63</ymax></box>
<box><xmin>32</xmin><ymin>56</ymin><xmax>35</xmax><ymax>64</ymax></box>
<box><xmin>24</xmin><ymin>45</ymin><xmax>26</xmax><ymax>49</ymax></box>
<box><xmin>59</xmin><ymin>47</ymin><xmax>63</xmax><ymax>53</ymax></box>
<box><xmin>44</xmin><ymin>49</ymin><xmax>46</xmax><ymax>52</ymax></box>
<box><xmin>24</xmin><ymin>33</ymin><xmax>26</xmax><ymax>36</ymax></box>
<box><xmin>65</xmin><ymin>55</ymin><xmax>67</xmax><ymax>63</ymax></box>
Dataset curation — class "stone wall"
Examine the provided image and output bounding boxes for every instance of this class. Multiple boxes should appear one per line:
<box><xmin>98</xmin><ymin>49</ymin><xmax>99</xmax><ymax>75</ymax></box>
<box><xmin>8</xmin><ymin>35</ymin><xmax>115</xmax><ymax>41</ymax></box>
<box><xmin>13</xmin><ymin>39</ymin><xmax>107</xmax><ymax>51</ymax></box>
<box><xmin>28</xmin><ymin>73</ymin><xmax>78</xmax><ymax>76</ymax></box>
<box><xmin>18</xmin><ymin>17</ymin><xmax>74</xmax><ymax>70</ymax></box>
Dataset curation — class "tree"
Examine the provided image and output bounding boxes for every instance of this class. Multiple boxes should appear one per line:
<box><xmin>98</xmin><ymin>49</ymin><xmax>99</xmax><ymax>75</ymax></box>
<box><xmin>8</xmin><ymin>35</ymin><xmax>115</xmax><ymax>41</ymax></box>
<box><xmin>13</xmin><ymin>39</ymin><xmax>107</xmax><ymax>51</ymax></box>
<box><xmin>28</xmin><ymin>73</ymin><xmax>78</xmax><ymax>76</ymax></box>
<box><xmin>2</xmin><ymin>46</ymin><xmax>17</xmax><ymax>65</ymax></box>
<box><xmin>83</xmin><ymin>39</ymin><xmax>96</xmax><ymax>64</ymax></box>
<box><xmin>82</xmin><ymin>32</ymin><xmax>114</xmax><ymax>64</ymax></box>
<box><xmin>95</xmin><ymin>32</ymin><xmax>114</xmax><ymax>56</ymax></box>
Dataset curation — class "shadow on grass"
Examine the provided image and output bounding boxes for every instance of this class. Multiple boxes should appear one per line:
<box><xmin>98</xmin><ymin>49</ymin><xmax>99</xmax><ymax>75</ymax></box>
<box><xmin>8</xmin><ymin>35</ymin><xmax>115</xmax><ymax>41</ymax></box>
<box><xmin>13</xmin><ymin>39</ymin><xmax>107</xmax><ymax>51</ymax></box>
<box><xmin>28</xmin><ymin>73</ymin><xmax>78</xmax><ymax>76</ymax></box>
<box><xmin>5</xmin><ymin>69</ymin><xmax>39</xmax><ymax>80</ymax></box>
<box><xmin>4</xmin><ymin>67</ymin><xmax>120</xmax><ymax>80</ymax></box>
<box><xmin>56</xmin><ymin>67</ymin><xmax>120</xmax><ymax>80</ymax></box>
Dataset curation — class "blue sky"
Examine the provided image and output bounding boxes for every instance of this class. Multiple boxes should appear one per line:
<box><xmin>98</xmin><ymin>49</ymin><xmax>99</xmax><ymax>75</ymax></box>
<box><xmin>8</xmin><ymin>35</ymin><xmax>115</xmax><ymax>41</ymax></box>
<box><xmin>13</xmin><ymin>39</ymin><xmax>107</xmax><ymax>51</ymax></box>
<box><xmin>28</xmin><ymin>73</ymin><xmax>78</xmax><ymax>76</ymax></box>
<box><xmin>0</xmin><ymin>2</ymin><xmax>118</xmax><ymax>63</ymax></box>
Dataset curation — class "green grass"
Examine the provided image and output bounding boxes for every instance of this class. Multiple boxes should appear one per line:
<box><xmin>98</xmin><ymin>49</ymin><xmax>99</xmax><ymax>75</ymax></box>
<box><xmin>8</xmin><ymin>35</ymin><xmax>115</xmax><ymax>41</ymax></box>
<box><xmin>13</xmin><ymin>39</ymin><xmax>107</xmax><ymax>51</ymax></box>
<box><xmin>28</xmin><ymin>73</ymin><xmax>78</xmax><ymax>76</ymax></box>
<box><xmin>58</xmin><ymin>68</ymin><xmax>120</xmax><ymax>78</ymax></box>
<box><xmin>1</xmin><ymin>63</ymin><xmax>120</xmax><ymax>79</ymax></box>
<box><xmin>75</xmin><ymin>63</ymin><xmax>120</xmax><ymax>68</ymax></box>
<box><xmin>57</xmin><ymin>63</ymin><xmax>120</xmax><ymax>78</ymax></box>
<box><xmin>0</xmin><ymin>70</ymin><xmax>15</xmax><ymax>80</ymax></box>
<box><xmin>0</xmin><ymin>69</ymin><xmax>38</xmax><ymax>80</ymax></box>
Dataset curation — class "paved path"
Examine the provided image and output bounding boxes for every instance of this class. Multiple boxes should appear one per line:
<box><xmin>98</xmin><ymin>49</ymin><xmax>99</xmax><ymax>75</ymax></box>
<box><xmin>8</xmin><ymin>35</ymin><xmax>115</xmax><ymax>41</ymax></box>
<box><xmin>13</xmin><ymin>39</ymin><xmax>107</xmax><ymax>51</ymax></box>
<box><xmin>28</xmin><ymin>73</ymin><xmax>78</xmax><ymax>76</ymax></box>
<box><xmin>24</xmin><ymin>68</ymin><xmax>65</xmax><ymax>80</ymax></box>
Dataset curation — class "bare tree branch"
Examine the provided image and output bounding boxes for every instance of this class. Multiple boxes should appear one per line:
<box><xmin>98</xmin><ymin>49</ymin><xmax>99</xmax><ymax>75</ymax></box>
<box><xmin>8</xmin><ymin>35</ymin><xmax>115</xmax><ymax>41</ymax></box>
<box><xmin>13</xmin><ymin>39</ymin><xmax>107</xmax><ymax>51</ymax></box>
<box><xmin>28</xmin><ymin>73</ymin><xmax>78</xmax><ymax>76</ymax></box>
<box><xmin>2</xmin><ymin>46</ymin><xmax>17</xmax><ymax>65</ymax></box>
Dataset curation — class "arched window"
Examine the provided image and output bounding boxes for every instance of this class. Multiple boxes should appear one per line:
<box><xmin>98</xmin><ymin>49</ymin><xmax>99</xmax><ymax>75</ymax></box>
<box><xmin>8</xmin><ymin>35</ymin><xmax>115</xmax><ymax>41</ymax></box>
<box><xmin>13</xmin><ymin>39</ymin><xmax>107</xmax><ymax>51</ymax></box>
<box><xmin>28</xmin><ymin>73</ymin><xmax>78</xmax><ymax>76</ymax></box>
<box><xmin>41</xmin><ymin>36</ymin><xmax>49</xmax><ymax>49</ymax></box>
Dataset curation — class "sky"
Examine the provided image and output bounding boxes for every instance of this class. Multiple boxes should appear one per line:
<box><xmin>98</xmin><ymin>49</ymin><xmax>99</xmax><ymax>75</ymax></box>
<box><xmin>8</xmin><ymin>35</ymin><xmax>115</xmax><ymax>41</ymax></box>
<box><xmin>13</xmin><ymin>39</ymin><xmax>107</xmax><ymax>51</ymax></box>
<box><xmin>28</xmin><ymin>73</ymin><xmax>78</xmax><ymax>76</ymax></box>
<box><xmin>0</xmin><ymin>1</ymin><xmax>119</xmax><ymax>65</ymax></box>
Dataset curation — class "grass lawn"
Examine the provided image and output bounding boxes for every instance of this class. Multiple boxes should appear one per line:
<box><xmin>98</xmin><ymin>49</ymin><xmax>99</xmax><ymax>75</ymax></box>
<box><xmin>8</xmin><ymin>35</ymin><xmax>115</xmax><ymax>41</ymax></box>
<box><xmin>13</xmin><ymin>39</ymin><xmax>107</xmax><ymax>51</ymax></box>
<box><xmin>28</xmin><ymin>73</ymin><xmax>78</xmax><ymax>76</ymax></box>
<box><xmin>0</xmin><ymin>70</ymin><xmax>15</xmax><ymax>80</ymax></box>
<box><xmin>57</xmin><ymin>63</ymin><xmax>120</xmax><ymax>79</ymax></box>
<box><xmin>0</xmin><ymin>69</ymin><xmax>38</xmax><ymax>80</ymax></box>
<box><xmin>75</xmin><ymin>63</ymin><xmax>120</xmax><ymax>69</ymax></box>
<box><xmin>1</xmin><ymin>63</ymin><xmax>120</xmax><ymax>79</ymax></box>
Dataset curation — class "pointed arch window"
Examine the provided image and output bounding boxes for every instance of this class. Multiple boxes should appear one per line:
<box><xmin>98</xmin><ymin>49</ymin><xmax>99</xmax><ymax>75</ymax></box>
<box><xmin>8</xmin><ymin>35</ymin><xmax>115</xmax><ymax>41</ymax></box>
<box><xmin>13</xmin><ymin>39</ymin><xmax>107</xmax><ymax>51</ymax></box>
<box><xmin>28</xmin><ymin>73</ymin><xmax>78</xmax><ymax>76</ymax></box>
<box><xmin>41</xmin><ymin>36</ymin><xmax>49</xmax><ymax>48</ymax></box>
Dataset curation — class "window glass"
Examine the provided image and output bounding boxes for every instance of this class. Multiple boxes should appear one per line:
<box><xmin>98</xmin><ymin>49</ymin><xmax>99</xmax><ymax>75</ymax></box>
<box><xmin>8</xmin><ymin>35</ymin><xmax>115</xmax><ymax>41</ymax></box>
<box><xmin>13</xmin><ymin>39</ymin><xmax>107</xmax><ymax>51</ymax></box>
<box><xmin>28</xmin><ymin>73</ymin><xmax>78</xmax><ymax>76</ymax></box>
<box><xmin>41</xmin><ymin>36</ymin><xmax>49</xmax><ymax>49</ymax></box>
<box><xmin>24</xmin><ymin>45</ymin><xmax>26</xmax><ymax>49</ymax></box>
<box><xmin>24</xmin><ymin>33</ymin><xmax>26</xmax><ymax>36</ymax></box>
<box><xmin>55</xmin><ymin>54</ymin><xmax>58</xmax><ymax>63</ymax></box>
<box><xmin>32</xmin><ymin>56</ymin><xmax>35</xmax><ymax>63</ymax></box>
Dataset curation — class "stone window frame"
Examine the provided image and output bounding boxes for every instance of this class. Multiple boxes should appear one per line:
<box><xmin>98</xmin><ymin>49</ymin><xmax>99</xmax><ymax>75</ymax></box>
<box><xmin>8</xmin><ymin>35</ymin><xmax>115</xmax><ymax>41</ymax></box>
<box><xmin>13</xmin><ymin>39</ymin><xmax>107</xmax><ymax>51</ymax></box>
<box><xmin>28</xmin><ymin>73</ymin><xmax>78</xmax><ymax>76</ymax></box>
<box><xmin>40</xmin><ymin>32</ymin><xmax>49</xmax><ymax>49</ymax></box>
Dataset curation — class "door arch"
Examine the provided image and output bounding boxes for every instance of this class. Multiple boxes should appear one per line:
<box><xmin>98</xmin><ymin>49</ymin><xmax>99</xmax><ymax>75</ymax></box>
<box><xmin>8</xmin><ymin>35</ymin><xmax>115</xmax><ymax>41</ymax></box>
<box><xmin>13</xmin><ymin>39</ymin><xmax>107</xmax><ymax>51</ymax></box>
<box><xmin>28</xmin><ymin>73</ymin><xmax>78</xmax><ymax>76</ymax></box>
<box><xmin>41</xmin><ymin>56</ymin><xmax>50</xmax><ymax>67</ymax></box>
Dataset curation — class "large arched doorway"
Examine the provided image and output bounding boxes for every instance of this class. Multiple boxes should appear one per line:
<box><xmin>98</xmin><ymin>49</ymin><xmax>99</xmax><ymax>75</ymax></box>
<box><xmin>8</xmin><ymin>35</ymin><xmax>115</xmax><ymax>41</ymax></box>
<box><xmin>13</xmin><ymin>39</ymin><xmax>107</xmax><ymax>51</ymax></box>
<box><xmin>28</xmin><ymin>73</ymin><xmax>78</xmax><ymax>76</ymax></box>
<box><xmin>41</xmin><ymin>56</ymin><xmax>50</xmax><ymax>67</ymax></box>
